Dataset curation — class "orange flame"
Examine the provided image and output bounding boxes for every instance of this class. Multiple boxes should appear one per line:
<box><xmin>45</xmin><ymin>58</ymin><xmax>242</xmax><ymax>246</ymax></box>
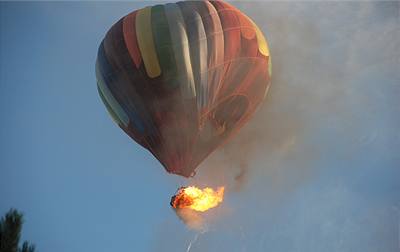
<box><xmin>170</xmin><ymin>186</ymin><xmax>225</xmax><ymax>212</ymax></box>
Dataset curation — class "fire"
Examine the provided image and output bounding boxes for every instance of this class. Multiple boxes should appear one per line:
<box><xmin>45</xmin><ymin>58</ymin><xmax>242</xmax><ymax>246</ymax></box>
<box><xmin>170</xmin><ymin>186</ymin><xmax>225</xmax><ymax>212</ymax></box>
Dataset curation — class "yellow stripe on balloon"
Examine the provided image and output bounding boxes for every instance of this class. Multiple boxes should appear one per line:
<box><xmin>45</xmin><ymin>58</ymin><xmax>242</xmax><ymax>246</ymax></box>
<box><xmin>136</xmin><ymin>7</ymin><xmax>161</xmax><ymax>78</ymax></box>
<box><xmin>249</xmin><ymin>19</ymin><xmax>270</xmax><ymax>57</ymax></box>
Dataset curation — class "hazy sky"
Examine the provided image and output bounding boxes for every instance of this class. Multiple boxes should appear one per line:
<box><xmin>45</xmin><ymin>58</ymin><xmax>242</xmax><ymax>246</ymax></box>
<box><xmin>0</xmin><ymin>1</ymin><xmax>399</xmax><ymax>252</ymax></box>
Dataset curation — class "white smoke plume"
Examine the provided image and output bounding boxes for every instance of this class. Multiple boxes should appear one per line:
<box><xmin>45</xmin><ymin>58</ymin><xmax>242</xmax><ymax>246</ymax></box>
<box><xmin>153</xmin><ymin>2</ymin><xmax>400</xmax><ymax>251</ymax></box>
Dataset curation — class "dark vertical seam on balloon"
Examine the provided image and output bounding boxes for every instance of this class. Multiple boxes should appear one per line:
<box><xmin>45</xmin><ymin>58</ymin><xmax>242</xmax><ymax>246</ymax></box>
<box><xmin>97</xmin><ymin>42</ymin><xmax>132</xmax><ymax>124</ymax></box>
<box><xmin>208</xmin><ymin>0</ymin><xmax>229</xmax><ymax>106</ymax></box>
<box><xmin>210</xmin><ymin>2</ymin><xmax>242</xmax><ymax>98</ymax></box>
<box><xmin>104</xmin><ymin>20</ymin><xmax>162</xmax><ymax>156</ymax></box>
<box><xmin>127</xmin><ymin>8</ymin><xmax>167</xmax><ymax>160</ymax></box>
<box><xmin>164</xmin><ymin>3</ymin><xmax>193</xmax><ymax>172</ymax></box>
<box><xmin>120</xmin><ymin>13</ymin><xmax>164</xmax><ymax>159</ymax></box>
<box><xmin>177</xmin><ymin>1</ymin><xmax>210</xmax><ymax>174</ymax></box>
<box><xmin>204</xmin><ymin>1</ymin><xmax>226</xmax><ymax>116</ymax></box>
<box><xmin>176</xmin><ymin>1</ymin><xmax>206</xmax><ymax>176</ymax></box>
<box><xmin>104</xmin><ymin>21</ymin><xmax>147</xmax><ymax>133</ymax></box>
<box><xmin>148</xmin><ymin>5</ymin><xmax>170</xmax><ymax>168</ymax></box>
<box><xmin>121</xmin><ymin>13</ymin><xmax>162</xmax><ymax>153</ymax></box>
<box><xmin>149</xmin><ymin>5</ymin><xmax>173</xmax><ymax>170</ymax></box>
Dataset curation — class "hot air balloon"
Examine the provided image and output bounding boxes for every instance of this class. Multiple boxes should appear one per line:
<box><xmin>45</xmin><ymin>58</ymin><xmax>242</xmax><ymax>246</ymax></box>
<box><xmin>96</xmin><ymin>0</ymin><xmax>271</xmax><ymax>177</ymax></box>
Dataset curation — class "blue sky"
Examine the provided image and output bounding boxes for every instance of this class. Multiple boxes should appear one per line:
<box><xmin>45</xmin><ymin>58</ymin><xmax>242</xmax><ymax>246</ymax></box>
<box><xmin>0</xmin><ymin>1</ymin><xmax>399</xmax><ymax>252</ymax></box>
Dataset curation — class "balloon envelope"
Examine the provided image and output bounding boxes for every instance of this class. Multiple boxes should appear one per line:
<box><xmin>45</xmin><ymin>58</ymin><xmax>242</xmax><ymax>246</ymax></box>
<box><xmin>96</xmin><ymin>0</ymin><xmax>271</xmax><ymax>177</ymax></box>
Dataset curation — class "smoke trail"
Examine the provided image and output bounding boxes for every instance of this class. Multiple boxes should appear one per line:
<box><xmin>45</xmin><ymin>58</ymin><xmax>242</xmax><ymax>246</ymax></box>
<box><xmin>191</xmin><ymin>1</ymin><xmax>319</xmax><ymax>191</ymax></box>
<box><xmin>173</xmin><ymin>208</ymin><xmax>206</xmax><ymax>231</ymax></box>
<box><xmin>186</xmin><ymin>229</ymin><xmax>207</xmax><ymax>252</ymax></box>
<box><xmin>153</xmin><ymin>1</ymin><xmax>400</xmax><ymax>251</ymax></box>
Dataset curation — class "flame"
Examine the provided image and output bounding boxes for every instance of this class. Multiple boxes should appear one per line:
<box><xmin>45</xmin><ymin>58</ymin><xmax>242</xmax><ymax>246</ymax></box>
<box><xmin>170</xmin><ymin>186</ymin><xmax>225</xmax><ymax>212</ymax></box>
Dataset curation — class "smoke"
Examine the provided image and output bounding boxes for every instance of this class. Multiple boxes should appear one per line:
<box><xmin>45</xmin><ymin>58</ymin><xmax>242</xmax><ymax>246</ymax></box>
<box><xmin>190</xmin><ymin>1</ymin><xmax>400</xmax><ymax>194</ymax></box>
<box><xmin>173</xmin><ymin>208</ymin><xmax>206</xmax><ymax>231</ymax></box>
<box><xmin>152</xmin><ymin>1</ymin><xmax>399</xmax><ymax>251</ymax></box>
<box><xmin>191</xmin><ymin>2</ymin><xmax>321</xmax><ymax>192</ymax></box>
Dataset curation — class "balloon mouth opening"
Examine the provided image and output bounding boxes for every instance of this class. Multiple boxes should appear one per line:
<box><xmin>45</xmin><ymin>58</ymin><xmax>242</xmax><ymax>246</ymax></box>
<box><xmin>167</xmin><ymin>168</ymin><xmax>195</xmax><ymax>178</ymax></box>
